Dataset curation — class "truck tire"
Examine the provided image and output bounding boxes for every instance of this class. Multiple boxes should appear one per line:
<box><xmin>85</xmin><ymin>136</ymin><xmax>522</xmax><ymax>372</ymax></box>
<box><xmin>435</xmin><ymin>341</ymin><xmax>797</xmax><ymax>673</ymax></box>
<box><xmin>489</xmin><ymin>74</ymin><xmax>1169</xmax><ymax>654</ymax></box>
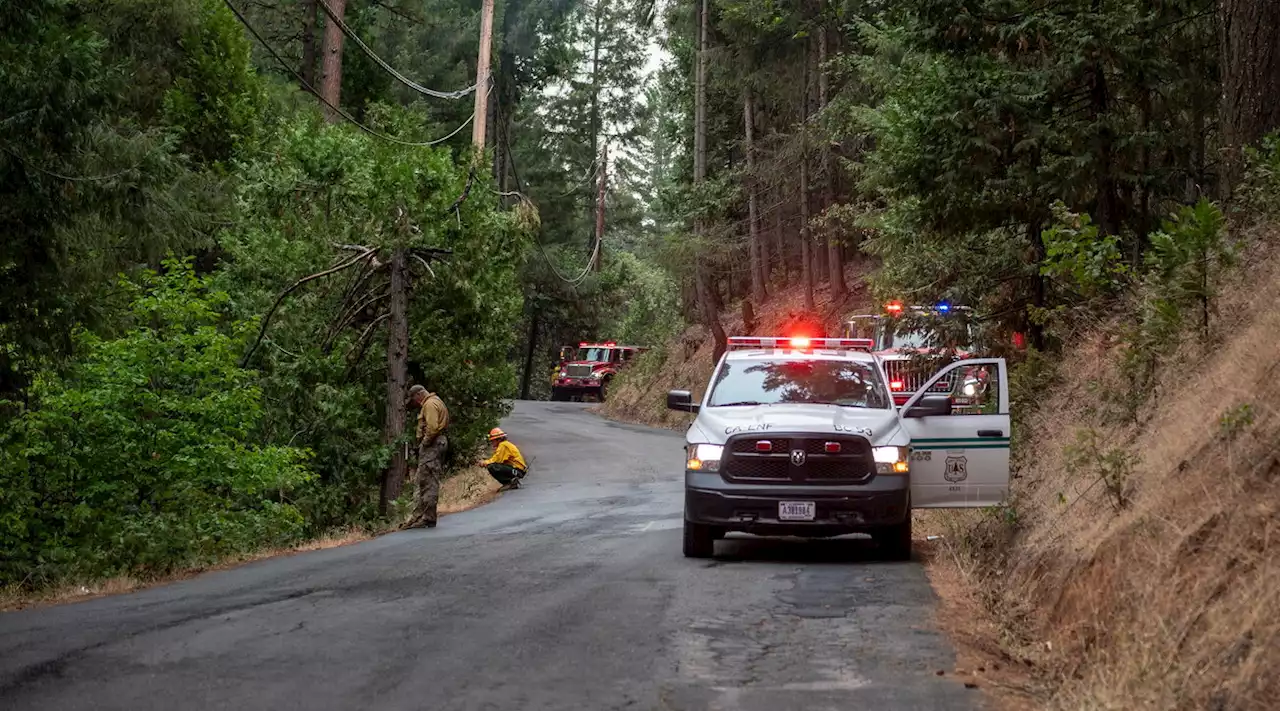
<box><xmin>683</xmin><ymin>520</ymin><xmax>715</xmax><ymax>558</ymax></box>
<box><xmin>877</xmin><ymin>516</ymin><xmax>912</xmax><ymax>561</ymax></box>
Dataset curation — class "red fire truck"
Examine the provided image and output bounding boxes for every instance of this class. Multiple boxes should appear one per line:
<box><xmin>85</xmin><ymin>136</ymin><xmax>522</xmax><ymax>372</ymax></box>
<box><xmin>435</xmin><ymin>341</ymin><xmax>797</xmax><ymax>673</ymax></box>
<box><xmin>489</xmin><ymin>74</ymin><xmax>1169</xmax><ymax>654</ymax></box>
<box><xmin>843</xmin><ymin>302</ymin><xmax>981</xmax><ymax>408</ymax></box>
<box><xmin>551</xmin><ymin>342</ymin><xmax>647</xmax><ymax>402</ymax></box>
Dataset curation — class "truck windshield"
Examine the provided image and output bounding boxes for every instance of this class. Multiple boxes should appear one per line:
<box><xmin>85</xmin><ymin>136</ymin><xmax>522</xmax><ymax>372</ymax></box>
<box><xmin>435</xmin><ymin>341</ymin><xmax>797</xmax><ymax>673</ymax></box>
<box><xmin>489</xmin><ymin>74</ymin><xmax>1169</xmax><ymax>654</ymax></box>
<box><xmin>708</xmin><ymin>359</ymin><xmax>891</xmax><ymax>409</ymax></box>
<box><xmin>575</xmin><ymin>347</ymin><xmax>616</xmax><ymax>362</ymax></box>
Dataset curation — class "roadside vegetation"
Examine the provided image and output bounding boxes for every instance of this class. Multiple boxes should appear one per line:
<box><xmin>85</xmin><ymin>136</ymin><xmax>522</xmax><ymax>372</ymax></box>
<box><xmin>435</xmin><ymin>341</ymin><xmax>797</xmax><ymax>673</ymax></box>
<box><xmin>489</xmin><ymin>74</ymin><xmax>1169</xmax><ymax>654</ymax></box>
<box><xmin>0</xmin><ymin>0</ymin><xmax>679</xmax><ymax>595</ymax></box>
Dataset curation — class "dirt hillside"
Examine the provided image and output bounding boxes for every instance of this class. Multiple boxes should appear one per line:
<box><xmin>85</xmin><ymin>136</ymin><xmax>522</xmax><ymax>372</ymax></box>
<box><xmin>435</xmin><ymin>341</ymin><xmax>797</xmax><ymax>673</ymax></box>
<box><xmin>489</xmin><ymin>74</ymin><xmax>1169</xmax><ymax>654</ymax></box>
<box><xmin>949</xmin><ymin>231</ymin><xmax>1280</xmax><ymax>710</ymax></box>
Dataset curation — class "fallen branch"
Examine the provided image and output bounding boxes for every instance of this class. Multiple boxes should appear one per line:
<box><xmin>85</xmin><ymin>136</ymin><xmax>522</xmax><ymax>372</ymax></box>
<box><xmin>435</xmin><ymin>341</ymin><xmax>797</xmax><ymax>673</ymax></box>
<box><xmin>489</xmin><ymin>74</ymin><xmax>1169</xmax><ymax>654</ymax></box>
<box><xmin>324</xmin><ymin>289</ymin><xmax>391</xmax><ymax>353</ymax></box>
<box><xmin>241</xmin><ymin>249</ymin><xmax>376</xmax><ymax>367</ymax></box>
<box><xmin>345</xmin><ymin>311</ymin><xmax>392</xmax><ymax>376</ymax></box>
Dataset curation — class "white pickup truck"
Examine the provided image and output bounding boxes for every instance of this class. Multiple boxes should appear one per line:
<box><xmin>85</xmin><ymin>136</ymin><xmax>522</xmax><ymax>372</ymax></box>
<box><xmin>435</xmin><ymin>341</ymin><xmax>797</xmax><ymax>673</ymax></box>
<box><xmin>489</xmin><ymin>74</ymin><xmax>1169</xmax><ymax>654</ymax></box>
<box><xmin>667</xmin><ymin>336</ymin><xmax>1011</xmax><ymax>559</ymax></box>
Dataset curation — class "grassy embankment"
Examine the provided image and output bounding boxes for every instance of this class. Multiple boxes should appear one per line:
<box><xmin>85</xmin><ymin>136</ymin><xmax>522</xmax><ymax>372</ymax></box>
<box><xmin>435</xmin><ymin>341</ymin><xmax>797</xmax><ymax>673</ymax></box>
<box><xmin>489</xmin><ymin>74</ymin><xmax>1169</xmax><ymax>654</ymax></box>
<box><xmin>1</xmin><ymin>465</ymin><xmax>504</xmax><ymax>611</ymax></box>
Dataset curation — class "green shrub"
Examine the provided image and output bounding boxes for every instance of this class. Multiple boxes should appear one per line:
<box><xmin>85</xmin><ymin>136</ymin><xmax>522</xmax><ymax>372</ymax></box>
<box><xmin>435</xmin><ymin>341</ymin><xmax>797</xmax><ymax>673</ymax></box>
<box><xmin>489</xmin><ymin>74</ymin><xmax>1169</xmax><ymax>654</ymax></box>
<box><xmin>0</xmin><ymin>259</ymin><xmax>311</xmax><ymax>587</ymax></box>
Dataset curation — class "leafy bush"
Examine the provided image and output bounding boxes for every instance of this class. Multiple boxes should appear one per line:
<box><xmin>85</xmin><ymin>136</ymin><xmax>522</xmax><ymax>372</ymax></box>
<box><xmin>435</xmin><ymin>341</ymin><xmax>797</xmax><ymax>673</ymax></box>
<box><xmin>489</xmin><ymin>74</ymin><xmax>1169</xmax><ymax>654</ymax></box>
<box><xmin>1040</xmin><ymin>202</ymin><xmax>1129</xmax><ymax>300</ymax></box>
<box><xmin>0</xmin><ymin>260</ymin><xmax>311</xmax><ymax>586</ymax></box>
<box><xmin>1240</xmin><ymin>132</ymin><xmax>1280</xmax><ymax>217</ymax></box>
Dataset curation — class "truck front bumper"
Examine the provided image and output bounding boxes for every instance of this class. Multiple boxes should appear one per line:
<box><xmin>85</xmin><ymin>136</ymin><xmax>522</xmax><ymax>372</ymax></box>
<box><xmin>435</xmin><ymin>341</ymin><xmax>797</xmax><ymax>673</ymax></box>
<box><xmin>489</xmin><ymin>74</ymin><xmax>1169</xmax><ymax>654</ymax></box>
<box><xmin>685</xmin><ymin>471</ymin><xmax>909</xmax><ymax>537</ymax></box>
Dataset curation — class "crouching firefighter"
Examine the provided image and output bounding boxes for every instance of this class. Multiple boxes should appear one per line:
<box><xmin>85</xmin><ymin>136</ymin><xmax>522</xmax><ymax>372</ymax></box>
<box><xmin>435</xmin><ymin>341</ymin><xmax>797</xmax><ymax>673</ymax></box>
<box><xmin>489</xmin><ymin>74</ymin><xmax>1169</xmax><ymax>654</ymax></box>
<box><xmin>480</xmin><ymin>428</ymin><xmax>526</xmax><ymax>491</ymax></box>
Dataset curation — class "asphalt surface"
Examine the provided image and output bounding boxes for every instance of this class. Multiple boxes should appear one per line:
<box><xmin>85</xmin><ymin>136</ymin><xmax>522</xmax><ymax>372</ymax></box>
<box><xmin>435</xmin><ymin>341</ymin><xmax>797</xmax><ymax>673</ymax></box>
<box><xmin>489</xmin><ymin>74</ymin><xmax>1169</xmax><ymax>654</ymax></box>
<box><xmin>0</xmin><ymin>401</ymin><xmax>982</xmax><ymax>711</ymax></box>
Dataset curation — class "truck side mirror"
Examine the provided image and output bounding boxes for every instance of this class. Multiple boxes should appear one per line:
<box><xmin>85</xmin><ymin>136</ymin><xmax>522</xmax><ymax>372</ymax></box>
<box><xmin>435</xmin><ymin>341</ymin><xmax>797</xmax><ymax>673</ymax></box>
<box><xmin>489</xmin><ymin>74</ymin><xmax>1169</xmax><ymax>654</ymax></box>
<box><xmin>667</xmin><ymin>390</ymin><xmax>699</xmax><ymax>413</ymax></box>
<box><xmin>903</xmin><ymin>394</ymin><xmax>952</xmax><ymax>418</ymax></box>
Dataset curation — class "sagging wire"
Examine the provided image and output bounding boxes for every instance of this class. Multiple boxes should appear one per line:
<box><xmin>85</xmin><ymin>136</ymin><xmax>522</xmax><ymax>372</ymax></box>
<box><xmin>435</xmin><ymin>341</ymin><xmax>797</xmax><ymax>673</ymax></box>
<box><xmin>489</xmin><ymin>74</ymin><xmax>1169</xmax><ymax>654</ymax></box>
<box><xmin>224</xmin><ymin>0</ymin><xmax>481</xmax><ymax>148</ymax></box>
<box><xmin>316</xmin><ymin>0</ymin><xmax>477</xmax><ymax>100</ymax></box>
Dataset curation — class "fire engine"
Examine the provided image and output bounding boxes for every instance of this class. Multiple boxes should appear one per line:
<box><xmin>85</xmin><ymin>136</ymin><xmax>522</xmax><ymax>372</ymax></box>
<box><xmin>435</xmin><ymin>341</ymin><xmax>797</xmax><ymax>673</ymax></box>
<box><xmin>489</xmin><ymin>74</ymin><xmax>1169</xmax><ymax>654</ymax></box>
<box><xmin>551</xmin><ymin>342</ymin><xmax>647</xmax><ymax>402</ymax></box>
<box><xmin>843</xmin><ymin>302</ymin><xmax>980</xmax><ymax>408</ymax></box>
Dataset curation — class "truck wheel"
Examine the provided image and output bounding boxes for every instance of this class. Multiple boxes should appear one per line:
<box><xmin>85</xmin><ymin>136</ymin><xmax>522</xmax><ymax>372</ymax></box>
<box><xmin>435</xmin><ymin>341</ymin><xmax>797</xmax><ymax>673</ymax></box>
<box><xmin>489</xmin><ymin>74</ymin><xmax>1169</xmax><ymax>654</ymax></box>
<box><xmin>683</xmin><ymin>520</ymin><xmax>715</xmax><ymax>558</ymax></box>
<box><xmin>877</xmin><ymin>516</ymin><xmax>913</xmax><ymax>561</ymax></box>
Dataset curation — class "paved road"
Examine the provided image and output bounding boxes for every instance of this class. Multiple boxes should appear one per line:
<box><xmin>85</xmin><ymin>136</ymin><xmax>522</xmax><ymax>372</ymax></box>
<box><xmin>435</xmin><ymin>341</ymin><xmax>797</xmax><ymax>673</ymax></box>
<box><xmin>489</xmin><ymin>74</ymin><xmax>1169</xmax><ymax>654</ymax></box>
<box><xmin>0</xmin><ymin>402</ymin><xmax>981</xmax><ymax>711</ymax></box>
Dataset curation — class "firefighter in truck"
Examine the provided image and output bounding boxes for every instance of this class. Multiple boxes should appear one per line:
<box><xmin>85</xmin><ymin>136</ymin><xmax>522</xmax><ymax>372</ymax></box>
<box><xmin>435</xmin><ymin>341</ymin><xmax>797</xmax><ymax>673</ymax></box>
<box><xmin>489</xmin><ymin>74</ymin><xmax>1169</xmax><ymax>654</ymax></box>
<box><xmin>844</xmin><ymin>301</ymin><xmax>1007</xmax><ymax>413</ymax></box>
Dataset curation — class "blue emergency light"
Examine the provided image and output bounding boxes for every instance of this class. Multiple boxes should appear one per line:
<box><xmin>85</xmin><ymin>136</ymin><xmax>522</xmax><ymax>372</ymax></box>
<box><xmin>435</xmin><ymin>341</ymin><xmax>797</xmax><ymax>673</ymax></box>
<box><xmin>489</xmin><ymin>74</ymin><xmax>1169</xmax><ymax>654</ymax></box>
<box><xmin>936</xmin><ymin>302</ymin><xmax>951</xmax><ymax>313</ymax></box>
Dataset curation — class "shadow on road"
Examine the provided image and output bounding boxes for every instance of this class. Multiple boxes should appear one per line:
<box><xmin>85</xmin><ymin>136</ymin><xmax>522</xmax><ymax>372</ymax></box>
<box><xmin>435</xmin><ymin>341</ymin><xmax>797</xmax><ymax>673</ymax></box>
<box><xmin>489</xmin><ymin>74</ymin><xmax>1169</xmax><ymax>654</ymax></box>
<box><xmin>710</xmin><ymin>534</ymin><xmax>916</xmax><ymax>565</ymax></box>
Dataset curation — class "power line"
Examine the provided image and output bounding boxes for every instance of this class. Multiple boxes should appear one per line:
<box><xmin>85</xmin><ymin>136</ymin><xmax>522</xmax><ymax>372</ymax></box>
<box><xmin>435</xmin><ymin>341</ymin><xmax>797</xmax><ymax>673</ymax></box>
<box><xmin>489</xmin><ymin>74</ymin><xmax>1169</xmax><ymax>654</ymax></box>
<box><xmin>500</xmin><ymin>131</ymin><xmax>604</xmax><ymax>287</ymax></box>
<box><xmin>316</xmin><ymin>0</ymin><xmax>477</xmax><ymax>100</ymax></box>
<box><xmin>223</xmin><ymin>0</ymin><xmax>480</xmax><ymax>148</ymax></box>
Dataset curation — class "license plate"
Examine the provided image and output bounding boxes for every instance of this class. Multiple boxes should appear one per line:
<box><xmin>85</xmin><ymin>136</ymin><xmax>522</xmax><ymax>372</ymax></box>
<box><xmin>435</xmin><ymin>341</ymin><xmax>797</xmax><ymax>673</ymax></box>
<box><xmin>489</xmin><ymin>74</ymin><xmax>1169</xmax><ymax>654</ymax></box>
<box><xmin>778</xmin><ymin>501</ymin><xmax>815</xmax><ymax>521</ymax></box>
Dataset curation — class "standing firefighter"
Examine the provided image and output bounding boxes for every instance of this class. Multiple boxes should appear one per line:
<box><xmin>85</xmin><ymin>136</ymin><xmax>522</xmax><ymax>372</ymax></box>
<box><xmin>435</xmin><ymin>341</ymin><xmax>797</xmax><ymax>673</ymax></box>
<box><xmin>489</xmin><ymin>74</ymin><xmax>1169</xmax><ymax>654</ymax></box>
<box><xmin>406</xmin><ymin>384</ymin><xmax>449</xmax><ymax>529</ymax></box>
<box><xmin>480</xmin><ymin>427</ymin><xmax>526</xmax><ymax>491</ymax></box>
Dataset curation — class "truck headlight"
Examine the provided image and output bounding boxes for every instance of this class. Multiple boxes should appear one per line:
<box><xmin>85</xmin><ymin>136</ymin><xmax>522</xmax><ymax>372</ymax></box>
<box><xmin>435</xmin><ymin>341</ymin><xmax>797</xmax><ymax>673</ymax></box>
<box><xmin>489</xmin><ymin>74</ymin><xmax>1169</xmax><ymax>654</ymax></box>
<box><xmin>873</xmin><ymin>446</ymin><xmax>909</xmax><ymax>475</ymax></box>
<box><xmin>687</xmin><ymin>444</ymin><xmax>724</xmax><ymax>472</ymax></box>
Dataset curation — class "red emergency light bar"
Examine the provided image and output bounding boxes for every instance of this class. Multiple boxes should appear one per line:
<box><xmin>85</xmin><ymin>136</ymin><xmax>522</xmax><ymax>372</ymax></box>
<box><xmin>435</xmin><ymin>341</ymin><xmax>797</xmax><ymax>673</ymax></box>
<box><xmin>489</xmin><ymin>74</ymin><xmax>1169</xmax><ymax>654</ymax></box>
<box><xmin>578</xmin><ymin>341</ymin><xmax>619</xmax><ymax>348</ymax></box>
<box><xmin>727</xmin><ymin>336</ymin><xmax>874</xmax><ymax>351</ymax></box>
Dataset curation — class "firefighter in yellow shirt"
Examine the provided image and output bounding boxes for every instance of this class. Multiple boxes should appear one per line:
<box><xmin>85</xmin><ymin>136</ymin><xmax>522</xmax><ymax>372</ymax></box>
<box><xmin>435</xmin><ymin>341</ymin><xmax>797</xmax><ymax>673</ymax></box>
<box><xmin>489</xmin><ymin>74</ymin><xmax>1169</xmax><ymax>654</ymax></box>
<box><xmin>480</xmin><ymin>428</ymin><xmax>527</xmax><ymax>491</ymax></box>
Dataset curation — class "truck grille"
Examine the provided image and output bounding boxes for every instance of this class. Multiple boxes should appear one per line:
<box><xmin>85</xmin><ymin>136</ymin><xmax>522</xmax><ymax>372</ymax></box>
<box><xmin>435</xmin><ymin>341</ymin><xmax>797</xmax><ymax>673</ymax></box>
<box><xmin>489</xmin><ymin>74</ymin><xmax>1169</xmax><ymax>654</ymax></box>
<box><xmin>722</xmin><ymin>434</ymin><xmax>874</xmax><ymax>485</ymax></box>
<box><xmin>565</xmin><ymin>364</ymin><xmax>594</xmax><ymax>378</ymax></box>
<box><xmin>882</xmin><ymin>359</ymin><xmax>955</xmax><ymax>394</ymax></box>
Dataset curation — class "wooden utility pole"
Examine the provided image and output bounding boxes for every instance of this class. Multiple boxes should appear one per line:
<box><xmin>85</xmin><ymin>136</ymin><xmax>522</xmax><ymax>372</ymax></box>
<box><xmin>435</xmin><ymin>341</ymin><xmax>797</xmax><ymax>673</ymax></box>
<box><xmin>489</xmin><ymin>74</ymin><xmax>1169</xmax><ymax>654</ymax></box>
<box><xmin>471</xmin><ymin>0</ymin><xmax>497</xmax><ymax>151</ymax></box>
<box><xmin>319</xmin><ymin>0</ymin><xmax>348</xmax><ymax>122</ymax></box>
<box><xmin>594</xmin><ymin>142</ymin><xmax>608</xmax><ymax>272</ymax></box>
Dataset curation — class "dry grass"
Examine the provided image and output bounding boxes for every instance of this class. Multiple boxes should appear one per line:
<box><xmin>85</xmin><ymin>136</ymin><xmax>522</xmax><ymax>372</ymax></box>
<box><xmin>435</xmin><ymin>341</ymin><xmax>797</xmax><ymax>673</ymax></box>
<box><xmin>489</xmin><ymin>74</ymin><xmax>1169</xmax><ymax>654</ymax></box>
<box><xmin>2</xmin><ymin>465</ymin><xmax>509</xmax><ymax>612</ymax></box>
<box><xmin>936</xmin><ymin>232</ymin><xmax>1280</xmax><ymax>710</ymax></box>
<box><xmin>0</xmin><ymin>527</ymin><xmax>378</xmax><ymax>612</ymax></box>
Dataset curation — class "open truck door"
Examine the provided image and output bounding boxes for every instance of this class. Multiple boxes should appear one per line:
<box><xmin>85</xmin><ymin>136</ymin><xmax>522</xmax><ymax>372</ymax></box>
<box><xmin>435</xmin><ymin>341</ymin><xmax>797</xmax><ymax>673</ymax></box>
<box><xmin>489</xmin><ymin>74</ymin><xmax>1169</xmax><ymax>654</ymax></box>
<box><xmin>899</xmin><ymin>358</ymin><xmax>1011</xmax><ymax>508</ymax></box>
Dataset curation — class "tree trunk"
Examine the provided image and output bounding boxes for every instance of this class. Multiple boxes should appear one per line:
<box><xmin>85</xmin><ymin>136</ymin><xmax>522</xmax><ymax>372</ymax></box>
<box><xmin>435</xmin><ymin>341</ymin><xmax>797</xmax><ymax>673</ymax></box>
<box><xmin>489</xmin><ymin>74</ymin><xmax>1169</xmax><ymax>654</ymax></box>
<box><xmin>694</xmin><ymin>0</ymin><xmax>725</xmax><ymax>360</ymax></box>
<box><xmin>319</xmin><ymin>0</ymin><xmax>347</xmax><ymax>122</ymax></box>
<box><xmin>799</xmin><ymin>39</ymin><xmax>816</xmax><ymax>313</ymax></box>
<box><xmin>301</xmin><ymin>0</ymin><xmax>319</xmax><ymax>89</ymax></box>
<box><xmin>1088</xmin><ymin>52</ymin><xmax>1122</xmax><ymax>235</ymax></box>
<box><xmin>1218</xmin><ymin>0</ymin><xmax>1280</xmax><ymax>195</ymax></box>
<box><xmin>519</xmin><ymin>309</ymin><xmax>538</xmax><ymax>400</ymax></box>
<box><xmin>773</xmin><ymin>193</ymin><xmax>787</xmax><ymax>287</ymax></box>
<box><xmin>1134</xmin><ymin>76</ymin><xmax>1151</xmax><ymax>265</ymax></box>
<box><xmin>744</xmin><ymin>89</ymin><xmax>767</xmax><ymax>304</ymax></box>
<box><xmin>819</xmin><ymin>17</ymin><xmax>845</xmax><ymax>297</ymax></box>
<box><xmin>379</xmin><ymin>247</ymin><xmax>410</xmax><ymax>514</ymax></box>
<box><xmin>696</xmin><ymin>271</ymin><xmax>728</xmax><ymax>363</ymax></box>
<box><xmin>808</xmin><ymin>28</ymin><xmax>826</xmax><ymax>286</ymax></box>
<box><xmin>1028</xmin><ymin>220</ymin><xmax>1047</xmax><ymax>351</ymax></box>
